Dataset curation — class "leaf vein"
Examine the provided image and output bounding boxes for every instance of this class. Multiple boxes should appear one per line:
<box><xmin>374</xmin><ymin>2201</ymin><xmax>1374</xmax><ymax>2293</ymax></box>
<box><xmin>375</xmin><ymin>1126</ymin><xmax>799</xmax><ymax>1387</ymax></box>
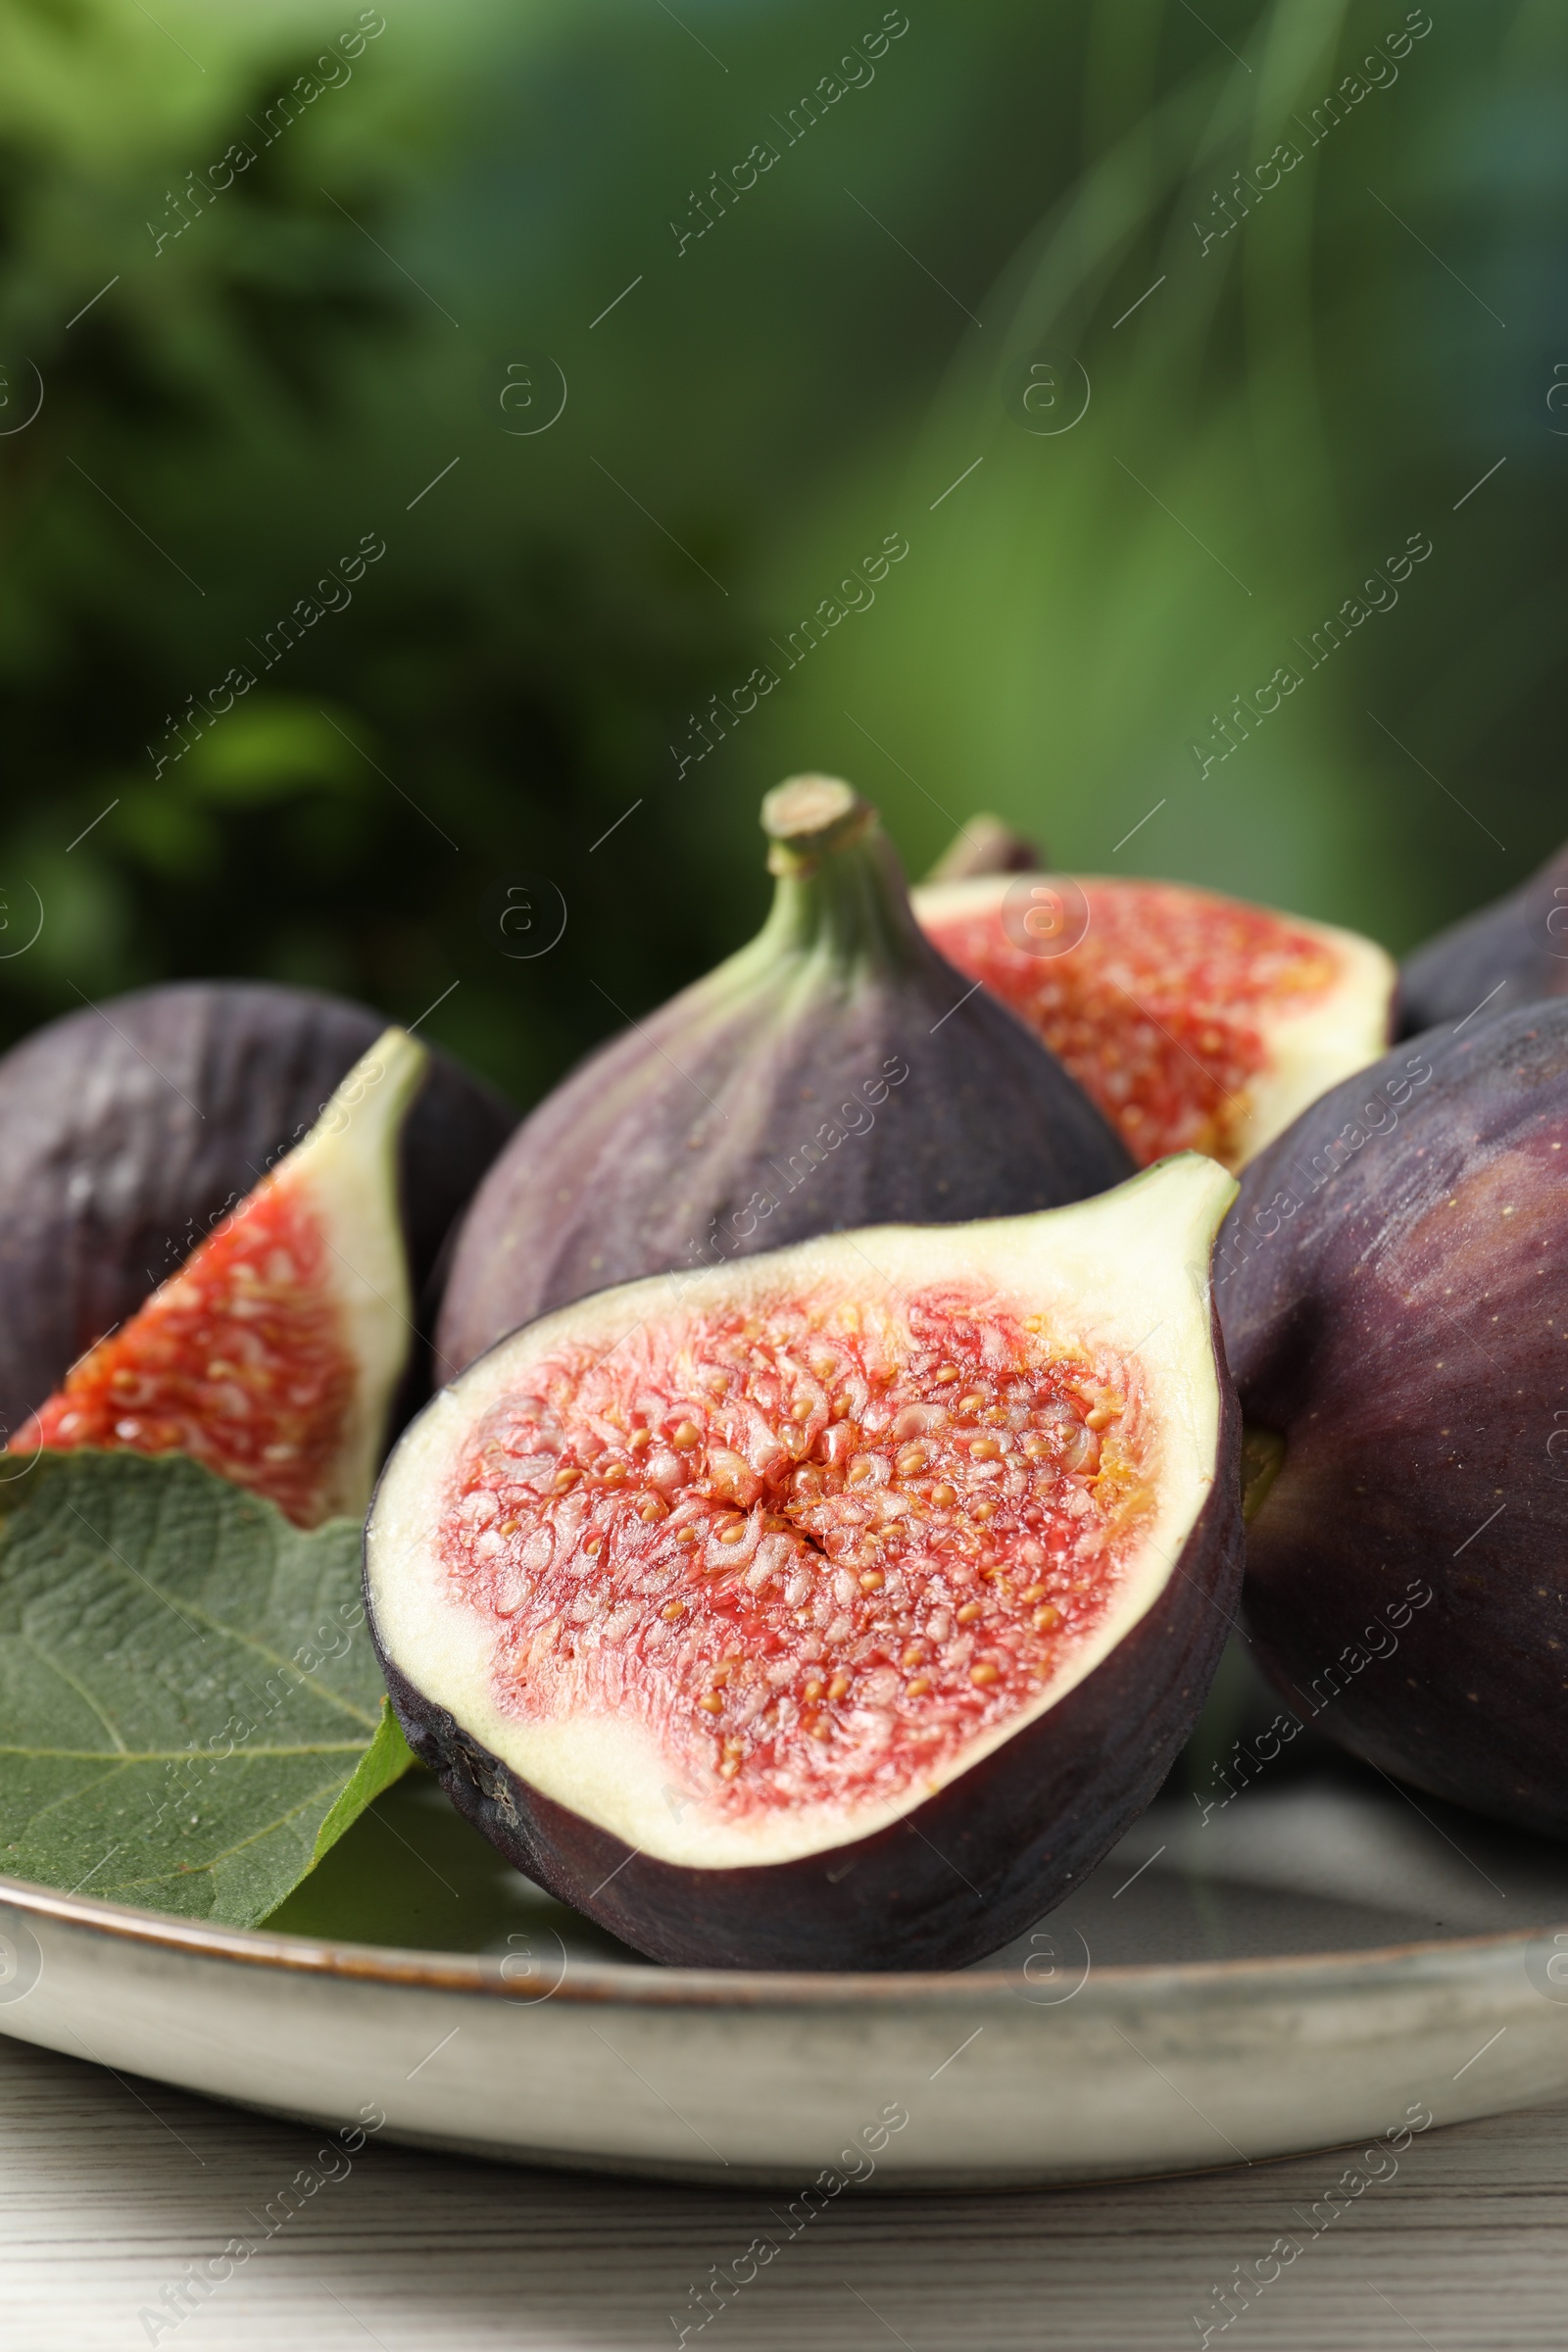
<box><xmin>73</xmin><ymin>1773</ymin><xmax>364</xmax><ymax>1899</ymax></box>
<box><xmin>16</xmin><ymin>1633</ymin><xmax>130</xmax><ymax>1754</ymax></box>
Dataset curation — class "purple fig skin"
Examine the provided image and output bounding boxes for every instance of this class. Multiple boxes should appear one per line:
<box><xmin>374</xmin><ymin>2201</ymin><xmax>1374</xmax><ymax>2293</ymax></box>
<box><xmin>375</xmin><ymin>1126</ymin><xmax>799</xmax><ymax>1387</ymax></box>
<box><xmin>438</xmin><ymin>782</ymin><xmax>1133</xmax><ymax>1372</ymax></box>
<box><xmin>0</xmin><ymin>983</ymin><xmax>514</xmax><ymax>1442</ymax></box>
<box><xmin>1398</xmin><ymin>838</ymin><xmax>1568</xmax><ymax>1037</ymax></box>
<box><xmin>369</xmin><ymin>1330</ymin><xmax>1241</xmax><ymax>1973</ymax></box>
<box><xmin>1218</xmin><ymin>1004</ymin><xmax>1568</xmax><ymax>1836</ymax></box>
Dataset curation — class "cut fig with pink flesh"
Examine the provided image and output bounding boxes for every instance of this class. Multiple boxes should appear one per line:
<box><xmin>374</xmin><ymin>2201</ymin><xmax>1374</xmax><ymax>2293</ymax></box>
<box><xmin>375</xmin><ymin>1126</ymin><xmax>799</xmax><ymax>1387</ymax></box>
<box><xmin>368</xmin><ymin>1154</ymin><xmax>1242</xmax><ymax>1970</ymax></box>
<box><xmin>14</xmin><ymin>1030</ymin><xmax>426</xmax><ymax>1529</ymax></box>
<box><xmin>0</xmin><ymin>981</ymin><xmax>514</xmax><ymax>1446</ymax></box>
<box><xmin>912</xmin><ymin>864</ymin><xmax>1395</xmax><ymax>1175</ymax></box>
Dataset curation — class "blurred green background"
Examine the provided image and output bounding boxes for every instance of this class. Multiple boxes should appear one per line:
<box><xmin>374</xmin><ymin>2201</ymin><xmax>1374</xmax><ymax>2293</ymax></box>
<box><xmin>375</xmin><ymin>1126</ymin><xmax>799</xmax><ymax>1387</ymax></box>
<box><xmin>0</xmin><ymin>0</ymin><xmax>1559</xmax><ymax>1109</ymax></box>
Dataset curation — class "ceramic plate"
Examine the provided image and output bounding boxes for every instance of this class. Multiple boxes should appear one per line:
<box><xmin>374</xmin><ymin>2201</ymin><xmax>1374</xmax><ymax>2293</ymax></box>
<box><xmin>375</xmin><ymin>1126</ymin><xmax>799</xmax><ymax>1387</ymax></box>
<box><xmin>3</xmin><ymin>1741</ymin><xmax>1567</xmax><ymax>2188</ymax></box>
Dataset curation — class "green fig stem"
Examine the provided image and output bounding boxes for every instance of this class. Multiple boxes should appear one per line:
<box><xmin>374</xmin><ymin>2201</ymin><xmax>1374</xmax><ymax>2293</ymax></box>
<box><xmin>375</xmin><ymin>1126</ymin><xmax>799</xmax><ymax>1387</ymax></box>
<box><xmin>761</xmin><ymin>775</ymin><xmax>875</xmax><ymax>874</ymax></box>
<box><xmin>755</xmin><ymin>774</ymin><xmax>929</xmax><ymax>978</ymax></box>
<box><xmin>924</xmin><ymin>813</ymin><xmax>1046</xmax><ymax>883</ymax></box>
<box><xmin>1239</xmin><ymin>1424</ymin><xmax>1286</xmax><ymax>1522</ymax></box>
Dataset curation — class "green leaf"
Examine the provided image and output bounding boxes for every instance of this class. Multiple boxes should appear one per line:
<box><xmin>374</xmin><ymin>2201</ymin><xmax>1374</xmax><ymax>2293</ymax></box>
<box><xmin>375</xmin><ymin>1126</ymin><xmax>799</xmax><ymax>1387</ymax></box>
<box><xmin>310</xmin><ymin>1699</ymin><xmax>415</xmax><ymax>1871</ymax></box>
<box><xmin>0</xmin><ymin>1449</ymin><xmax>412</xmax><ymax>1927</ymax></box>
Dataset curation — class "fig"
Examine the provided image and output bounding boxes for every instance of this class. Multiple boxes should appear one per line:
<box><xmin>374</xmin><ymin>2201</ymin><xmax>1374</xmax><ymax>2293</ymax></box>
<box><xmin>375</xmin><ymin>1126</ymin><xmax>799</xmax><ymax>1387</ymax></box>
<box><xmin>0</xmin><ymin>982</ymin><xmax>515</xmax><ymax>1443</ymax></box>
<box><xmin>13</xmin><ymin>1030</ymin><xmax>426</xmax><ymax>1529</ymax></box>
<box><xmin>1398</xmin><ymin>836</ymin><xmax>1568</xmax><ymax>1036</ymax></box>
<box><xmin>437</xmin><ymin>777</ymin><xmax>1135</xmax><ymax>1372</ymax></box>
<box><xmin>368</xmin><ymin>1154</ymin><xmax>1243</xmax><ymax>1971</ymax></box>
<box><xmin>1218</xmin><ymin>1004</ymin><xmax>1568</xmax><ymax>1837</ymax></box>
<box><xmin>912</xmin><ymin>856</ymin><xmax>1396</xmax><ymax>1174</ymax></box>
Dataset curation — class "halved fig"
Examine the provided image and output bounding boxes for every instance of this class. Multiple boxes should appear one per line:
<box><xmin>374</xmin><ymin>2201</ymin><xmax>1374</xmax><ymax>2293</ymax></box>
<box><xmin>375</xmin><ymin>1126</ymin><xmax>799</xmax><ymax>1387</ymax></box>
<box><xmin>0</xmin><ymin>981</ymin><xmax>514</xmax><ymax>1445</ymax></box>
<box><xmin>13</xmin><ymin>1031</ymin><xmax>426</xmax><ymax>1529</ymax></box>
<box><xmin>436</xmin><ymin>777</ymin><xmax>1134</xmax><ymax>1374</ymax></box>
<box><xmin>1398</xmin><ymin>835</ymin><xmax>1568</xmax><ymax>1036</ymax></box>
<box><xmin>368</xmin><ymin>1154</ymin><xmax>1242</xmax><ymax>1970</ymax></box>
<box><xmin>1219</xmin><ymin>1004</ymin><xmax>1568</xmax><ymax>1837</ymax></box>
<box><xmin>913</xmin><ymin>861</ymin><xmax>1395</xmax><ymax>1174</ymax></box>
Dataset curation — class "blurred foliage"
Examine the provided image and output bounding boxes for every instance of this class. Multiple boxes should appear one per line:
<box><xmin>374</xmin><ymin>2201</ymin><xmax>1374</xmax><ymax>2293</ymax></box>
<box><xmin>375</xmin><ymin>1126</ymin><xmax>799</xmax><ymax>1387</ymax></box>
<box><xmin>0</xmin><ymin>0</ymin><xmax>1562</xmax><ymax>1108</ymax></box>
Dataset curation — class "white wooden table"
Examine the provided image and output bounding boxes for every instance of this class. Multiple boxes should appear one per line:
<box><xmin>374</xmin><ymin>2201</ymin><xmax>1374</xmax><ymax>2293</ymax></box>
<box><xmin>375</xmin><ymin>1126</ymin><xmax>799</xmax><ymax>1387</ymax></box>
<box><xmin>3</xmin><ymin>2028</ymin><xmax>1565</xmax><ymax>2349</ymax></box>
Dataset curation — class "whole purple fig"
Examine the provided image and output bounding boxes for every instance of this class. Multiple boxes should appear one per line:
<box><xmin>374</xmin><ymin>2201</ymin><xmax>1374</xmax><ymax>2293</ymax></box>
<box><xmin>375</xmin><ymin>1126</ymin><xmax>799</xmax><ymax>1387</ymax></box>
<box><xmin>1217</xmin><ymin>1004</ymin><xmax>1568</xmax><ymax>1835</ymax></box>
<box><xmin>437</xmin><ymin>776</ymin><xmax>1135</xmax><ymax>1371</ymax></box>
<box><xmin>1399</xmin><ymin>836</ymin><xmax>1568</xmax><ymax>1035</ymax></box>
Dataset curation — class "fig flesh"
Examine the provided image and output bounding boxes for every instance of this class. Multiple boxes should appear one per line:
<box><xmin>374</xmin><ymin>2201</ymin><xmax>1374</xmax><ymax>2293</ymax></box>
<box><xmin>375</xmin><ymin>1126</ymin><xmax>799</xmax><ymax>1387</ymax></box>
<box><xmin>368</xmin><ymin>1154</ymin><xmax>1243</xmax><ymax>1970</ymax></box>
<box><xmin>913</xmin><ymin>865</ymin><xmax>1395</xmax><ymax>1174</ymax></box>
<box><xmin>1398</xmin><ymin>836</ymin><xmax>1568</xmax><ymax>1036</ymax></box>
<box><xmin>0</xmin><ymin>982</ymin><xmax>514</xmax><ymax>1446</ymax></box>
<box><xmin>14</xmin><ymin>1030</ymin><xmax>425</xmax><ymax>1528</ymax></box>
<box><xmin>437</xmin><ymin>777</ymin><xmax>1135</xmax><ymax>1374</ymax></box>
<box><xmin>1218</xmin><ymin>1004</ymin><xmax>1568</xmax><ymax>1836</ymax></box>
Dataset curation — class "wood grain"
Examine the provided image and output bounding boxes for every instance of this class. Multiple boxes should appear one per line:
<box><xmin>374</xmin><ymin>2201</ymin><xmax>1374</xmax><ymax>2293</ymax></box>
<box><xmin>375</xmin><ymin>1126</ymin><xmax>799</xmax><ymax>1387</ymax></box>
<box><xmin>2</xmin><ymin>2030</ymin><xmax>1566</xmax><ymax>2349</ymax></box>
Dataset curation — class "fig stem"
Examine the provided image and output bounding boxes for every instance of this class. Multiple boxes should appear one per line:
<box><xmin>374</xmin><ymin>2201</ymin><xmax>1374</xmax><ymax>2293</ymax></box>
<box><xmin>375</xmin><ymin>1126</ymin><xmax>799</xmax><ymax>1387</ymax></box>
<box><xmin>754</xmin><ymin>774</ymin><xmax>931</xmax><ymax>977</ymax></box>
<box><xmin>924</xmin><ymin>813</ymin><xmax>1046</xmax><ymax>882</ymax></box>
<box><xmin>761</xmin><ymin>775</ymin><xmax>876</xmax><ymax>875</ymax></box>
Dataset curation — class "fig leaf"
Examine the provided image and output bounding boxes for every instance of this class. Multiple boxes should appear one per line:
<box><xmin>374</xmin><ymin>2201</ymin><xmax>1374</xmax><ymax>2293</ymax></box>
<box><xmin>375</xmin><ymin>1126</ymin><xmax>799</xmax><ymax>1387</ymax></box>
<box><xmin>0</xmin><ymin>1449</ymin><xmax>412</xmax><ymax>1926</ymax></box>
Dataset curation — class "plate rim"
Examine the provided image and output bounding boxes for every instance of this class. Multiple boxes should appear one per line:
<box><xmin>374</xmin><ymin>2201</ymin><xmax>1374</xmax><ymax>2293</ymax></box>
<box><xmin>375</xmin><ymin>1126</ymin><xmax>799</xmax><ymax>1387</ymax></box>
<box><xmin>2</xmin><ymin>1867</ymin><xmax>1562</xmax><ymax>2008</ymax></box>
